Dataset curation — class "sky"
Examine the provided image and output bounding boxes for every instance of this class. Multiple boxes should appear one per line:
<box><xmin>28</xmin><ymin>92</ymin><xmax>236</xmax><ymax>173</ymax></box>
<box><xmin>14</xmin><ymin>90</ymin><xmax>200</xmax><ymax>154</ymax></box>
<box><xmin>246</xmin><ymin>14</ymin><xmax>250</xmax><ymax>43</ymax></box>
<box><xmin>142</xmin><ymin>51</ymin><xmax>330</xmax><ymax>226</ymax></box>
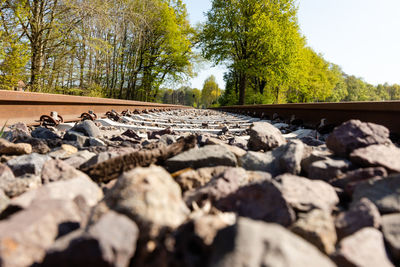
<box><xmin>182</xmin><ymin>0</ymin><xmax>400</xmax><ymax>89</ymax></box>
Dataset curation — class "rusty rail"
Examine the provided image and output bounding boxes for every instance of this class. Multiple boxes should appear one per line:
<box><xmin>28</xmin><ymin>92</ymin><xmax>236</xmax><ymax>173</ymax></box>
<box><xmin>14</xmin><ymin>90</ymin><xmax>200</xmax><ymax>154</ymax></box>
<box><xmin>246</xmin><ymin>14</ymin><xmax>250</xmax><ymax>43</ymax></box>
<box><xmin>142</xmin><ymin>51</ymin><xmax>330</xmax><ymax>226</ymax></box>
<box><xmin>0</xmin><ymin>90</ymin><xmax>191</xmax><ymax>126</ymax></box>
<box><xmin>214</xmin><ymin>101</ymin><xmax>400</xmax><ymax>134</ymax></box>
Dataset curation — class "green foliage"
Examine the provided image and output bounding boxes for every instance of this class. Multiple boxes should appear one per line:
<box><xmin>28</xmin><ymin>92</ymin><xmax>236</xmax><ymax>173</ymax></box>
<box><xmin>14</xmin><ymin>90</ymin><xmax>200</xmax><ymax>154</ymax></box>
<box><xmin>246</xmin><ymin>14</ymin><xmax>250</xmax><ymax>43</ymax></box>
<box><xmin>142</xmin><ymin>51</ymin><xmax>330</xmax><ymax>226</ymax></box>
<box><xmin>201</xmin><ymin>75</ymin><xmax>221</xmax><ymax>108</ymax></box>
<box><xmin>0</xmin><ymin>0</ymin><xmax>195</xmax><ymax>100</ymax></box>
<box><xmin>200</xmin><ymin>0</ymin><xmax>302</xmax><ymax>104</ymax></box>
<box><xmin>158</xmin><ymin>86</ymin><xmax>201</xmax><ymax>107</ymax></box>
<box><xmin>0</xmin><ymin>120</ymin><xmax>7</xmax><ymax>138</ymax></box>
<box><xmin>0</xmin><ymin>3</ymin><xmax>29</xmax><ymax>90</ymax></box>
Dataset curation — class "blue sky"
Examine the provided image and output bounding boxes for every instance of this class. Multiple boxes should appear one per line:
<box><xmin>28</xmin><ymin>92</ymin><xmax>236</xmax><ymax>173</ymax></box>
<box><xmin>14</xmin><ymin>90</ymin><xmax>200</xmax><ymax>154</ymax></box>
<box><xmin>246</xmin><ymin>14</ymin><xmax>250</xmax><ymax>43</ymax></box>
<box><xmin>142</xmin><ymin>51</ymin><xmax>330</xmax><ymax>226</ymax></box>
<box><xmin>182</xmin><ymin>0</ymin><xmax>400</xmax><ymax>89</ymax></box>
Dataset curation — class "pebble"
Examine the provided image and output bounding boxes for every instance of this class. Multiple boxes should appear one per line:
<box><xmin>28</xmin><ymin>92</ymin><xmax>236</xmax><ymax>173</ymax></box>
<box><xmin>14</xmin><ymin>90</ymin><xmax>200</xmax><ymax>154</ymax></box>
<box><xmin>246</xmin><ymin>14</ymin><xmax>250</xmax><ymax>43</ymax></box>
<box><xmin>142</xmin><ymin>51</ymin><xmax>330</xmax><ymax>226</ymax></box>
<box><xmin>0</xmin><ymin>138</ymin><xmax>32</xmax><ymax>155</ymax></box>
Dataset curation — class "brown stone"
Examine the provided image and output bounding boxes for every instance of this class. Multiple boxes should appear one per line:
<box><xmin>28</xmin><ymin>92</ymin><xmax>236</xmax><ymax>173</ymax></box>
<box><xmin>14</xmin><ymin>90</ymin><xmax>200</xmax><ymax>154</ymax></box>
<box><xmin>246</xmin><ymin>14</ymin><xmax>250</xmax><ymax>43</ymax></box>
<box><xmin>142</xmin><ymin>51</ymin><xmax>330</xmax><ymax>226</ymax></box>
<box><xmin>326</xmin><ymin>120</ymin><xmax>391</xmax><ymax>156</ymax></box>
<box><xmin>184</xmin><ymin>168</ymin><xmax>244</xmax><ymax>208</ymax></box>
<box><xmin>277</xmin><ymin>174</ymin><xmax>339</xmax><ymax>213</ymax></box>
<box><xmin>41</xmin><ymin>159</ymin><xmax>89</xmax><ymax>184</ymax></box>
<box><xmin>8</xmin><ymin>176</ymin><xmax>103</xmax><ymax>211</ymax></box>
<box><xmin>291</xmin><ymin>209</ymin><xmax>337</xmax><ymax>254</ymax></box>
<box><xmin>334</xmin><ymin>227</ymin><xmax>394</xmax><ymax>267</ymax></box>
<box><xmin>335</xmin><ymin>198</ymin><xmax>381</xmax><ymax>239</ymax></box>
<box><xmin>0</xmin><ymin>138</ymin><xmax>31</xmax><ymax>155</ymax></box>
<box><xmin>350</xmin><ymin>144</ymin><xmax>400</xmax><ymax>173</ymax></box>
<box><xmin>210</xmin><ymin>217</ymin><xmax>336</xmax><ymax>267</ymax></box>
<box><xmin>381</xmin><ymin>213</ymin><xmax>400</xmax><ymax>263</ymax></box>
<box><xmin>215</xmin><ymin>178</ymin><xmax>295</xmax><ymax>226</ymax></box>
<box><xmin>42</xmin><ymin>211</ymin><xmax>139</xmax><ymax>267</ymax></box>
<box><xmin>104</xmin><ymin>166</ymin><xmax>189</xmax><ymax>237</ymax></box>
<box><xmin>307</xmin><ymin>157</ymin><xmax>352</xmax><ymax>181</ymax></box>
<box><xmin>331</xmin><ymin>167</ymin><xmax>387</xmax><ymax>194</ymax></box>
<box><xmin>174</xmin><ymin>166</ymin><xmax>231</xmax><ymax>192</ymax></box>
<box><xmin>0</xmin><ymin>199</ymin><xmax>85</xmax><ymax>267</ymax></box>
<box><xmin>353</xmin><ymin>174</ymin><xmax>400</xmax><ymax>213</ymax></box>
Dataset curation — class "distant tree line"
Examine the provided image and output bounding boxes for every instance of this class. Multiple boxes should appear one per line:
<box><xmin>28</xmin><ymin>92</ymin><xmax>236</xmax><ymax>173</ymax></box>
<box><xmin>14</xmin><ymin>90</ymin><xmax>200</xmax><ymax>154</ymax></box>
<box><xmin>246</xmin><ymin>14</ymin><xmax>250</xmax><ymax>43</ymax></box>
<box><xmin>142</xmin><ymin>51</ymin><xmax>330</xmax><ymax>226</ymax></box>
<box><xmin>0</xmin><ymin>0</ymin><xmax>399</xmax><ymax>105</ymax></box>
<box><xmin>157</xmin><ymin>75</ymin><xmax>221</xmax><ymax>108</ymax></box>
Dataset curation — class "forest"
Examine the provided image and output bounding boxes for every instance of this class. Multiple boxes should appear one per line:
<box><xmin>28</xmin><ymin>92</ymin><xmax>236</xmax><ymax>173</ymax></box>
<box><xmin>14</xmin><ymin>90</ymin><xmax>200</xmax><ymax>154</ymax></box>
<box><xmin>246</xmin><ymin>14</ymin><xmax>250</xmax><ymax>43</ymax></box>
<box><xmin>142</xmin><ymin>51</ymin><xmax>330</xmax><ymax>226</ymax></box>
<box><xmin>0</xmin><ymin>0</ymin><xmax>399</xmax><ymax>107</ymax></box>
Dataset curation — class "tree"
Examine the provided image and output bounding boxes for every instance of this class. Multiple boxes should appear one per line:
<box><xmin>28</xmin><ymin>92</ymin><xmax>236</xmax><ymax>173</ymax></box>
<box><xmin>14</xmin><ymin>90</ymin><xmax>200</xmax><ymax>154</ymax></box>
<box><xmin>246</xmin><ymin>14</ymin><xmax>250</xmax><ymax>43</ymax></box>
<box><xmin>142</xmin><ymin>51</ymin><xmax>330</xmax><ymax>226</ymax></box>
<box><xmin>0</xmin><ymin>2</ymin><xmax>29</xmax><ymax>89</ymax></box>
<box><xmin>287</xmin><ymin>47</ymin><xmax>339</xmax><ymax>102</ymax></box>
<box><xmin>200</xmin><ymin>0</ymin><xmax>301</xmax><ymax>105</ymax></box>
<box><xmin>201</xmin><ymin>75</ymin><xmax>220</xmax><ymax>107</ymax></box>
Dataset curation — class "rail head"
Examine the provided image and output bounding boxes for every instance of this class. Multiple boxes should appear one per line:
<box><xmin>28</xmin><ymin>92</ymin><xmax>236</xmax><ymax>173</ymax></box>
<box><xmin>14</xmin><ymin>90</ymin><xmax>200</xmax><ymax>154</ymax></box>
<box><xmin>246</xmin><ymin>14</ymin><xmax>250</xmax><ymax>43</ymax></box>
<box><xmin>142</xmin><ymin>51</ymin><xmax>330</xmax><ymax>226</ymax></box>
<box><xmin>0</xmin><ymin>90</ymin><xmax>192</xmax><ymax>126</ymax></box>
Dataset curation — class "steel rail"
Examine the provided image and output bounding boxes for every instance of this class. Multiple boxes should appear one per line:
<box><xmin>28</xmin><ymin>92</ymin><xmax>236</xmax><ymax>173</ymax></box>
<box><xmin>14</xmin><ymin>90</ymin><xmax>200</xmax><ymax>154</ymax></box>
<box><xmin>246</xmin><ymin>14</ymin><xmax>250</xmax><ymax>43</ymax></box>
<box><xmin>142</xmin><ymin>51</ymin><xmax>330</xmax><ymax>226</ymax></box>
<box><xmin>0</xmin><ymin>90</ymin><xmax>191</xmax><ymax>126</ymax></box>
<box><xmin>213</xmin><ymin>101</ymin><xmax>400</xmax><ymax>134</ymax></box>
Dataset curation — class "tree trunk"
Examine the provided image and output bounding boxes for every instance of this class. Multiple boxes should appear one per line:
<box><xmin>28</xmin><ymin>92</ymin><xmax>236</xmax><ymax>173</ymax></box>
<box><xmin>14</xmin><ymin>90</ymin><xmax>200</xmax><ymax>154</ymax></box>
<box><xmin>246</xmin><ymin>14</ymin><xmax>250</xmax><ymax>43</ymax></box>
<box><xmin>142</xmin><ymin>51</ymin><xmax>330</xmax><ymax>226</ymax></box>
<box><xmin>238</xmin><ymin>72</ymin><xmax>247</xmax><ymax>105</ymax></box>
<box><xmin>30</xmin><ymin>43</ymin><xmax>42</xmax><ymax>91</ymax></box>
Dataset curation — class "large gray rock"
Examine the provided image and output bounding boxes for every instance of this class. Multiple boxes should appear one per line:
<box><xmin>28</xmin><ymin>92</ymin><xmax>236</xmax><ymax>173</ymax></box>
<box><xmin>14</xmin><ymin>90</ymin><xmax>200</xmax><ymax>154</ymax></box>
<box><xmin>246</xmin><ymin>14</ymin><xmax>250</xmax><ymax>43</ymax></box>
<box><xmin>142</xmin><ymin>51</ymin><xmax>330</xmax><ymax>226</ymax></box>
<box><xmin>42</xmin><ymin>211</ymin><xmax>139</xmax><ymax>267</ymax></box>
<box><xmin>0</xmin><ymin>138</ymin><xmax>31</xmax><ymax>155</ymax></box>
<box><xmin>165</xmin><ymin>145</ymin><xmax>237</xmax><ymax>173</ymax></box>
<box><xmin>334</xmin><ymin>227</ymin><xmax>394</xmax><ymax>267</ymax></box>
<box><xmin>350</xmin><ymin>144</ymin><xmax>400</xmax><ymax>173</ymax></box>
<box><xmin>277</xmin><ymin>174</ymin><xmax>339</xmax><ymax>213</ymax></box>
<box><xmin>63</xmin><ymin>131</ymin><xmax>89</xmax><ymax>147</ymax></box>
<box><xmin>214</xmin><ymin>179</ymin><xmax>295</xmax><ymax>226</ymax></box>
<box><xmin>104</xmin><ymin>166</ymin><xmax>189</xmax><ymax>237</ymax></box>
<box><xmin>41</xmin><ymin>159</ymin><xmax>91</xmax><ymax>184</ymax></box>
<box><xmin>326</xmin><ymin>120</ymin><xmax>391</xmax><ymax>156</ymax></box>
<box><xmin>63</xmin><ymin>150</ymin><xmax>96</xmax><ymax>168</ymax></box>
<box><xmin>335</xmin><ymin>198</ymin><xmax>381</xmax><ymax>239</ymax></box>
<box><xmin>0</xmin><ymin>198</ymin><xmax>85</xmax><ymax>267</ymax></box>
<box><xmin>352</xmin><ymin>174</ymin><xmax>400</xmax><ymax>213</ymax></box>
<box><xmin>278</xmin><ymin>140</ymin><xmax>306</xmax><ymax>175</ymax></box>
<box><xmin>381</xmin><ymin>213</ymin><xmax>400</xmax><ymax>263</ymax></box>
<box><xmin>210</xmin><ymin>217</ymin><xmax>335</xmax><ymax>267</ymax></box>
<box><xmin>307</xmin><ymin>157</ymin><xmax>352</xmax><ymax>181</ymax></box>
<box><xmin>239</xmin><ymin>140</ymin><xmax>306</xmax><ymax>176</ymax></box>
<box><xmin>6</xmin><ymin>153</ymin><xmax>50</xmax><ymax>176</ymax></box>
<box><xmin>291</xmin><ymin>209</ymin><xmax>337</xmax><ymax>254</ymax></box>
<box><xmin>31</xmin><ymin>126</ymin><xmax>61</xmax><ymax>140</ymax></box>
<box><xmin>239</xmin><ymin>151</ymin><xmax>279</xmax><ymax>174</ymax></box>
<box><xmin>8</xmin><ymin>176</ymin><xmax>103</xmax><ymax>210</ymax></box>
<box><xmin>247</xmin><ymin>122</ymin><xmax>286</xmax><ymax>151</ymax></box>
<box><xmin>71</xmin><ymin>120</ymin><xmax>101</xmax><ymax>137</ymax></box>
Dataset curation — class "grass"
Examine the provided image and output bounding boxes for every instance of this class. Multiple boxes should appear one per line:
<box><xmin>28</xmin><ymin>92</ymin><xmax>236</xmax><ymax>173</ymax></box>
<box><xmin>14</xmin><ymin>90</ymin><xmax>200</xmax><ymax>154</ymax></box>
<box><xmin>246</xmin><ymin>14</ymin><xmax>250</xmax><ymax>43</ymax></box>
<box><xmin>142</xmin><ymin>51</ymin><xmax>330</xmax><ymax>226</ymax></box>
<box><xmin>0</xmin><ymin>120</ymin><xmax>8</xmax><ymax>138</ymax></box>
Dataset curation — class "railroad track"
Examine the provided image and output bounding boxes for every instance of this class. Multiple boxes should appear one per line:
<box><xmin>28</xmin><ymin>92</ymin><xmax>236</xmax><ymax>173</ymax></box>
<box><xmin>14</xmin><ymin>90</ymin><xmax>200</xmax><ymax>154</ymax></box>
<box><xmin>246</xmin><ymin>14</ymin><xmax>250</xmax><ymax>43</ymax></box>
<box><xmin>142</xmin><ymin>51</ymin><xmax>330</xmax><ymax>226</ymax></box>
<box><xmin>0</xmin><ymin>91</ymin><xmax>399</xmax><ymax>266</ymax></box>
<box><xmin>0</xmin><ymin>90</ymin><xmax>189</xmax><ymax>126</ymax></box>
<box><xmin>214</xmin><ymin>101</ymin><xmax>400</xmax><ymax>135</ymax></box>
<box><xmin>2</xmin><ymin>90</ymin><xmax>400</xmax><ymax>135</ymax></box>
